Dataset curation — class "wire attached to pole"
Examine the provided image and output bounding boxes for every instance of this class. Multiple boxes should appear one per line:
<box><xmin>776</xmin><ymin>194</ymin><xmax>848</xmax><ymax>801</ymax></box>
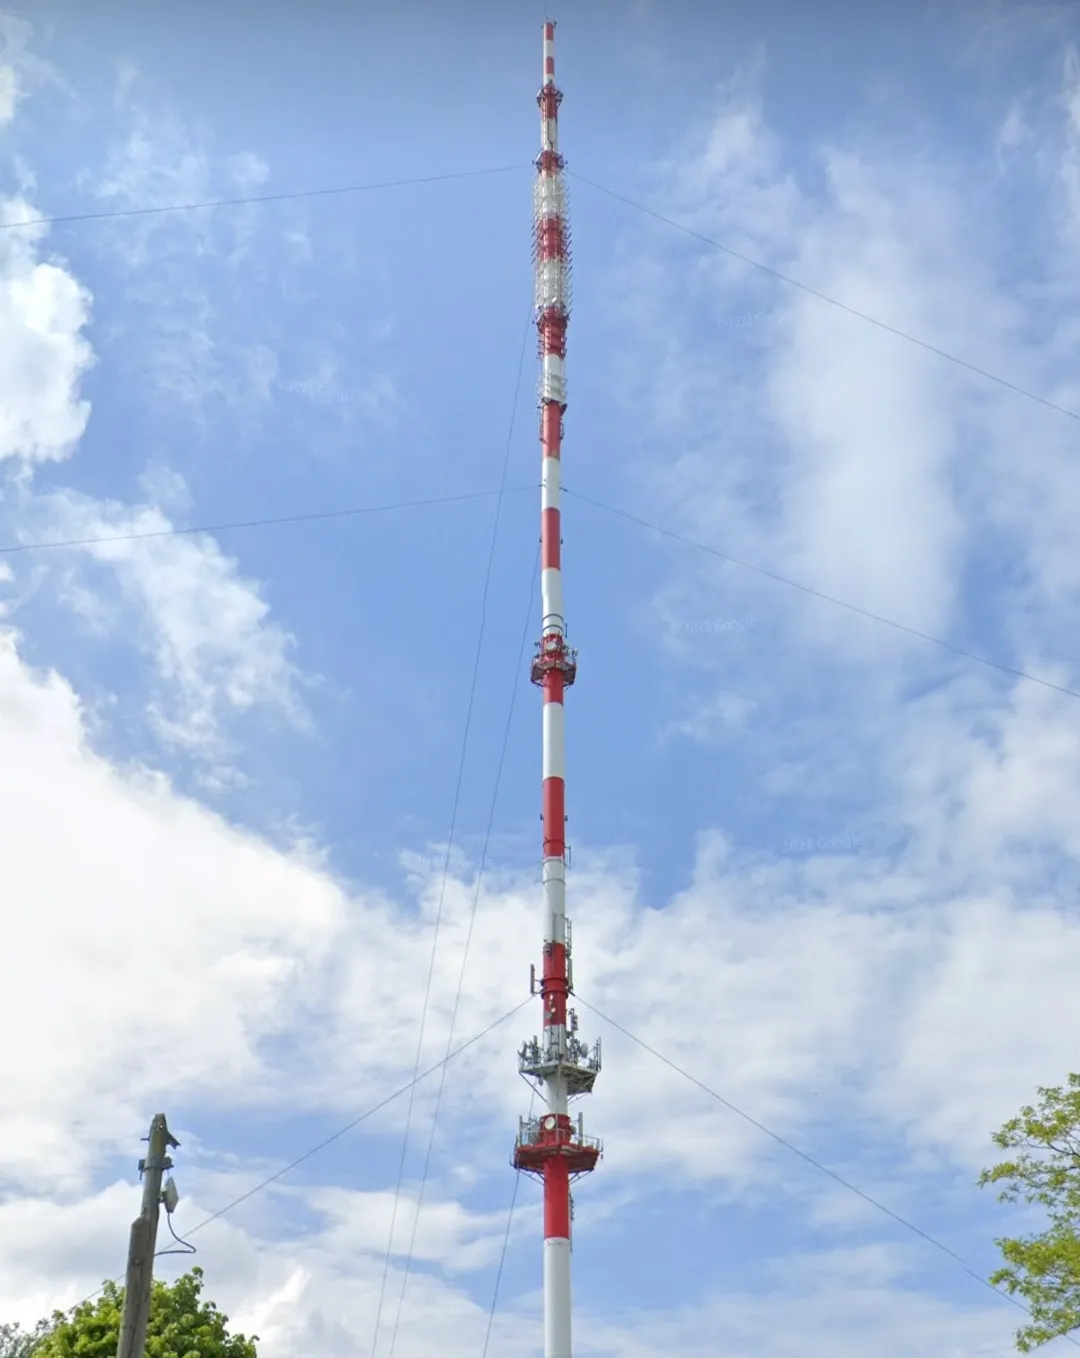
<box><xmin>49</xmin><ymin>1001</ymin><xmax>530</xmax><ymax>1326</ymax></box>
<box><xmin>153</xmin><ymin>1210</ymin><xmax>197</xmax><ymax>1259</ymax></box>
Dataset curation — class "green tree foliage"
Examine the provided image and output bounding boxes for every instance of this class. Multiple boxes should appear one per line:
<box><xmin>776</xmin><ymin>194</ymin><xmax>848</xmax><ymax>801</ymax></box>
<box><xmin>979</xmin><ymin>1072</ymin><xmax>1080</xmax><ymax>1352</ymax></box>
<box><xmin>32</xmin><ymin>1268</ymin><xmax>257</xmax><ymax>1358</ymax></box>
<box><xmin>0</xmin><ymin>1320</ymin><xmax>54</xmax><ymax>1358</ymax></box>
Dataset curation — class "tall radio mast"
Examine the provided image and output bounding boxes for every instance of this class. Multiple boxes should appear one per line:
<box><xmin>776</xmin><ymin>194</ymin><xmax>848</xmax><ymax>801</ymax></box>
<box><xmin>513</xmin><ymin>21</ymin><xmax>602</xmax><ymax>1358</ymax></box>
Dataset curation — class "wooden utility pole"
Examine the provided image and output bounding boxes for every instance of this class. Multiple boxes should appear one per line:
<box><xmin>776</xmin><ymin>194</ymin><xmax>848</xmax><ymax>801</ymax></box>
<box><xmin>116</xmin><ymin>1113</ymin><xmax>179</xmax><ymax>1358</ymax></box>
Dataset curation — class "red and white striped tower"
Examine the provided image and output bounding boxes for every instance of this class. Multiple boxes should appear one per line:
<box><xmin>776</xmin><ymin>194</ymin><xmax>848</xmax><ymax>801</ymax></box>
<box><xmin>514</xmin><ymin>22</ymin><xmax>602</xmax><ymax>1358</ymax></box>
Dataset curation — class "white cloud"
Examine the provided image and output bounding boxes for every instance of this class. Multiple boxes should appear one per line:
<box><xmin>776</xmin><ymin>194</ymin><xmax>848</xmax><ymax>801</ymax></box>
<box><xmin>633</xmin><ymin>124</ymin><xmax>993</xmax><ymax>669</ymax></box>
<box><xmin>610</xmin><ymin>46</ymin><xmax>1080</xmax><ymax>714</ymax></box>
<box><xmin>0</xmin><ymin>627</ymin><xmax>342</xmax><ymax>1192</ymax></box>
<box><xmin>0</xmin><ymin>63</ymin><xmax>19</xmax><ymax>125</ymax></box>
<box><xmin>764</xmin><ymin>166</ymin><xmax>967</xmax><ymax>641</ymax></box>
<box><xmin>0</xmin><ymin>1184</ymin><xmax>136</xmax><ymax>1323</ymax></box>
<box><xmin>299</xmin><ymin>1185</ymin><xmax>509</xmax><ymax>1275</ymax></box>
<box><xmin>85</xmin><ymin>64</ymin><xmax>400</xmax><ymax>446</ymax></box>
<box><xmin>997</xmin><ymin>99</ymin><xmax>1030</xmax><ymax>156</ymax></box>
<box><xmin>1056</xmin><ymin>45</ymin><xmax>1080</xmax><ymax>256</ymax></box>
<box><xmin>1</xmin><ymin>603</ymin><xmax>1074</xmax><ymax>1347</ymax></box>
<box><xmin>579</xmin><ymin>1244</ymin><xmax>1015</xmax><ymax>1357</ymax></box>
<box><xmin>584</xmin><ymin>8</ymin><xmax>1080</xmax><ymax>1198</ymax></box>
<box><xmin>20</xmin><ymin>486</ymin><xmax>309</xmax><ymax>762</ymax></box>
<box><xmin>0</xmin><ymin>1181</ymin><xmax>1020</xmax><ymax>1358</ymax></box>
<box><xmin>0</xmin><ymin>12</ymin><xmax>67</xmax><ymax>126</ymax></box>
<box><xmin>0</xmin><ymin>624</ymin><xmax>968</xmax><ymax>1177</ymax></box>
<box><xmin>0</xmin><ymin>159</ymin><xmax>305</xmax><ymax>763</ymax></box>
<box><xmin>86</xmin><ymin>83</ymin><xmax>279</xmax><ymax>424</ymax></box>
<box><xmin>0</xmin><ymin>196</ymin><xmax>93</xmax><ymax>466</ymax></box>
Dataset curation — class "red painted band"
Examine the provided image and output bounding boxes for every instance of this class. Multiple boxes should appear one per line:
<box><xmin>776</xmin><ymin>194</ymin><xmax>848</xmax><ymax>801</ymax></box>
<box><xmin>543</xmin><ymin>669</ymin><xmax>564</xmax><ymax>703</ymax></box>
<box><xmin>544</xmin><ymin>1159</ymin><xmax>571</xmax><ymax>1238</ymax></box>
<box><xmin>541</xmin><ymin>507</ymin><xmax>561</xmax><ymax>570</ymax></box>
<box><xmin>541</xmin><ymin>401</ymin><xmax>562</xmax><ymax>456</ymax></box>
<box><xmin>543</xmin><ymin>940</ymin><xmax>567</xmax><ymax>978</ymax></box>
<box><xmin>536</xmin><ymin>219</ymin><xmax>568</xmax><ymax>263</ymax></box>
<box><xmin>538</xmin><ymin>320</ymin><xmax>567</xmax><ymax>361</ymax></box>
<box><xmin>542</xmin><ymin>776</ymin><xmax>565</xmax><ymax>858</ymax></box>
<box><xmin>543</xmin><ymin>976</ymin><xmax>567</xmax><ymax>1029</ymax></box>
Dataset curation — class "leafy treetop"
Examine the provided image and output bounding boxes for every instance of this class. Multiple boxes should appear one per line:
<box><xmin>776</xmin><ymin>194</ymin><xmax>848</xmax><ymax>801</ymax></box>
<box><xmin>979</xmin><ymin>1072</ymin><xmax>1080</xmax><ymax>1353</ymax></box>
<box><xmin>0</xmin><ymin>1320</ymin><xmax>54</xmax><ymax>1358</ymax></box>
<box><xmin>30</xmin><ymin>1267</ymin><xmax>257</xmax><ymax>1358</ymax></box>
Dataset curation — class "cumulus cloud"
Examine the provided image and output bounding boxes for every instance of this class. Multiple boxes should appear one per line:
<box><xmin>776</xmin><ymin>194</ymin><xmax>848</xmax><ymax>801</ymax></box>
<box><xmin>579</xmin><ymin>1243</ymin><xmax>1014</xmax><ymax>1358</ymax></box>
<box><xmin>0</xmin><ymin>1181</ymin><xmax>1020</xmax><ymax>1357</ymax></box>
<box><xmin>0</xmin><ymin>1176</ymin><xmax>538</xmax><ymax>1357</ymax></box>
<box><xmin>0</xmin><ymin>618</ymin><xmax>1076</xmax><ymax>1239</ymax></box>
<box><xmin>594</xmin><ymin>18</ymin><xmax>1080</xmax><ymax>867</ymax></box>
<box><xmin>25</xmin><ymin>487</ymin><xmax>309</xmax><ymax>760</ymax></box>
<box><xmin>2</xmin><ymin>601</ymin><xmax>1075</xmax><ymax>1349</ymax></box>
<box><xmin>0</xmin><ymin>198</ymin><xmax>93</xmax><ymax>465</ymax></box>
<box><xmin>0</xmin><ymin>627</ymin><xmax>342</xmax><ymax>1191</ymax></box>
<box><xmin>580</xmin><ymin>0</ymin><xmax>1080</xmax><ymax>1240</ymax></box>
<box><xmin>612</xmin><ymin>50</ymin><xmax>1080</xmax><ymax>685</ymax></box>
<box><xmin>0</xmin><ymin>11</ymin><xmax>66</xmax><ymax>127</ymax></box>
<box><xmin>0</xmin><ymin>120</ymin><xmax>307</xmax><ymax>763</ymax></box>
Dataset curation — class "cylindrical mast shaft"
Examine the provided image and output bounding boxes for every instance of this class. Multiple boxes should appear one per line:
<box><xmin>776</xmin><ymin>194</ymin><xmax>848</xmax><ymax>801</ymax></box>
<box><xmin>513</xmin><ymin>24</ymin><xmax>601</xmax><ymax>1358</ymax></box>
<box><xmin>538</xmin><ymin>27</ymin><xmax>572</xmax><ymax>1358</ymax></box>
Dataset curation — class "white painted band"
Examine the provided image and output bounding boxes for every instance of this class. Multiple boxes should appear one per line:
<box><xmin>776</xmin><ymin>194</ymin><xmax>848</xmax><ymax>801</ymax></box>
<box><xmin>543</xmin><ymin>873</ymin><xmax>566</xmax><ymax>945</ymax></box>
<box><xmin>542</xmin><ymin>354</ymin><xmax>566</xmax><ymax>407</ymax></box>
<box><xmin>535</xmin><ymin>179</ymin><xmax>565</xmax><ymax>219</ymax></box>
<box><xmin>536</xmin><ymin>259</ymin><xmax>568</xmax><ymax>309</ymax></box>
<box><xmin>544</xmin><ymin>882</ymin><xmax>566</xmax><ymax>947</ymax></box>
<box><xmin>541</xmin><ymin>566</ymin><xmax>563</xmax><ymax>634</ymax></box>
<box><xmin>543</xmin><ymin>1238</ymin><xmax>572</xmax><ymax>1358</ymax></box>
<box><xmin>542</xmin><ymin>856</ymin><xmax>566</xmax><ymax>884</ymax></box>
<box><xmin>543</xmin><ymin>702</ymin><xmax>565</xmax><ymax>781</ymax></box>
<box><xmin>543</xmin><ymin>1023</ymin><xmax>568</xmax><ymax>1062</ymax></box>
<box><xmin>541</xmin><ymin>369</ymin><xmax>567</xmax><ymax>405</ymax></box>
<box><xmin>543</xmin><ymin>353</ymin><xmax>565</xmax><ymax>385</ymax></box>
<box><xmin>547</xmin><ymin>1070</ymin><xmax>569</xmax><ymax>1117</ymax></box>
<box><xmin>541</xmin><ymin>456</ymin><xmax>561</xmax><ymax>511</ymax></box>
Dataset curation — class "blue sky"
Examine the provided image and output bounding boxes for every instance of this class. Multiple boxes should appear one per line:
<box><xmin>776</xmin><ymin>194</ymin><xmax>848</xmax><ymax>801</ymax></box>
<box><xmin>2</xmin><ymin>1</ymin><xmax>1080</xmax><ymax>1355</ymax></box>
